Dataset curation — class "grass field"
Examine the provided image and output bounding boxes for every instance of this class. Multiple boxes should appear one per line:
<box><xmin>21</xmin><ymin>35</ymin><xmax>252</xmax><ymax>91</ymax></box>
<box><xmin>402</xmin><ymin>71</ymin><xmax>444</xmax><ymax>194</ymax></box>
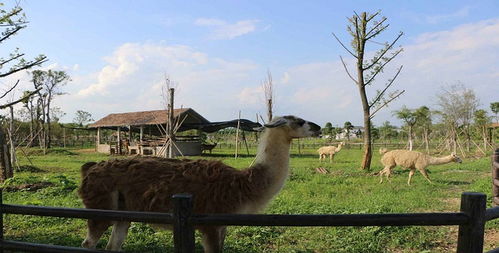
<box><xmin>2</xmin><ymin>144</ymin><xmax>498</xmax><ymax>252</ymax></box>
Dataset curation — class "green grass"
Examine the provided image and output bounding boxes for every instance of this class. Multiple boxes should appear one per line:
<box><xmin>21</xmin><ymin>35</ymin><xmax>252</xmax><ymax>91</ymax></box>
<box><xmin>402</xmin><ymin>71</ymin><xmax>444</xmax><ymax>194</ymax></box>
<box><xmin>2</xmin><ymin>146</ymin><xmax>498</xmax><ymax>252</ymax></box>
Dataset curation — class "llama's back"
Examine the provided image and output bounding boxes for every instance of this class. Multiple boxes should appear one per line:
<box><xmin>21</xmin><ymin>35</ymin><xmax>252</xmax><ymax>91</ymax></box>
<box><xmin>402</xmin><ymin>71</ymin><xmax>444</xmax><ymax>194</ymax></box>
<box><xmin>79</xmin><ymin>157</ymin><xmax>269</xmax><ymax>214</ymax></box>
<box><xmin>381</xmin><ymin>150</ymin><xmax>425</xmax><ymax>168</ymax></box>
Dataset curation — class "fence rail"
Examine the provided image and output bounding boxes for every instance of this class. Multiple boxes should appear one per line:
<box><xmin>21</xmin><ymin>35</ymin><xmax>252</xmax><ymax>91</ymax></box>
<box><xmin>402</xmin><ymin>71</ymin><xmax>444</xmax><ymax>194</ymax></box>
<box><xmin>0</xmin><ymin>191</ymin><xmax>498</xmax><ymax>253</ymax></box>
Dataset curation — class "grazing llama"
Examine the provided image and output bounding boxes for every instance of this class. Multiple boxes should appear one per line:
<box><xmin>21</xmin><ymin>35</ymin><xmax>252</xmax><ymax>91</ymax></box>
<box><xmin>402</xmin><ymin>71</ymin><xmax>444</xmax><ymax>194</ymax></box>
<box><xmin>317</xmin><ymin>141</ymin><xmax>345</xmax><ymax>162</ymax></box>
<box><xmin>378</xmin><ymin>149</ymin><xmax>462</xmax><ymax>185</ymax></box>
<box><xmin>78</xmin><ymin>115</ymin><xmax>321</xmax><ymax>252</ymax></box>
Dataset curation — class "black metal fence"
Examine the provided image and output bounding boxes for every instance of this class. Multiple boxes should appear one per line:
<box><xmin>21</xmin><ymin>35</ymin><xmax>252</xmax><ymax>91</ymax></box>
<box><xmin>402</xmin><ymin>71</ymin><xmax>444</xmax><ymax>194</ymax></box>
<box><xmin>0</xmin><ymin>191</ymin><xmax>498</xmax><ymax>253</ymax></box>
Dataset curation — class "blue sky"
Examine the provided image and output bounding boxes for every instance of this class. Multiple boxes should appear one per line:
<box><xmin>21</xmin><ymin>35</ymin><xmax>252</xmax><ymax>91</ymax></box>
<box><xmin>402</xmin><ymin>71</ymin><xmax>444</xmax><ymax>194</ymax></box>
<box><xmin>2</xmin><ymin>0</ymin><xmax>499</xmax><ymax>127</ymax></box>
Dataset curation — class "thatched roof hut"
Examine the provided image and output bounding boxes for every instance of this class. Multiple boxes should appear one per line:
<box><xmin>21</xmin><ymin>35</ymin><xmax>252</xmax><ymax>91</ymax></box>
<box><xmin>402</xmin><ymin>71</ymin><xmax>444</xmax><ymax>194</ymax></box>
<box><xmin>89</xmin><ymin>108</ymin><xmax>210</xmax><ymax>156</ymax></box>
<box><xmin>89</xmin><ymin>108</ymin><xmax>209</xmax><ymax>131</ymax></box>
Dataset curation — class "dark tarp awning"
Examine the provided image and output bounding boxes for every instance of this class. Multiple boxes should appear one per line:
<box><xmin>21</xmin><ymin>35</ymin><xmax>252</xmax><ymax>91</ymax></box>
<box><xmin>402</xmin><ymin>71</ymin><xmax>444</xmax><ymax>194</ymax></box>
<box><xmin>179</xmin><ymin>119</ymin><xmax>262</xmax><ymax>133</ymax></box>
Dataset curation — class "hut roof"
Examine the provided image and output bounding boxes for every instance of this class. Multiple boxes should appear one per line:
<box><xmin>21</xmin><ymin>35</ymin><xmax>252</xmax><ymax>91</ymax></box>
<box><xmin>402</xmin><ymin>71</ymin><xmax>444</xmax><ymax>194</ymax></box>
<box><xmin>88</xmin><ymin>108</ymin><xmax>209</xmax><ymax>128</ymax></box>
<box><xmin>488</xmin><ymin>122</ymin><xmax>499</xmax><ymax>129</ymax></box>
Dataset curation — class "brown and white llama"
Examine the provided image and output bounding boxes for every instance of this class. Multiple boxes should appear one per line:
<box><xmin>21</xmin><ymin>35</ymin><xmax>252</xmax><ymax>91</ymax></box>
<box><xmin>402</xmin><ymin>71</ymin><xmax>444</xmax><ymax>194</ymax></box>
<box><xmin>78</xmin><ymin>115</ymin><xmax>321</xmax><ymax>252</ymax></box>
<box><xmin>378</xmin><ymin>149</ymin><xmax>462</xmax><ymax>185</ymax></box>
<box><xmin>317</xmin><ymin>141</ymin><xmax>344</xmax><ymax>162</ymax></box>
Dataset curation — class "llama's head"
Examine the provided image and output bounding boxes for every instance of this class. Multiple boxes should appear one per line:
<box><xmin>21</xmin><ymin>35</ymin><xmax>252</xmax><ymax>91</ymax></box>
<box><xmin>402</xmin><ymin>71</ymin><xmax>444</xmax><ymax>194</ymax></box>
<box><xmin>259</xmin><ymin>115</ymin><xmax>321</xmax><ymax>138</ymax></box>
<box><xmin>450</xmin><ymin>152</ymin><xmax>463</xmax><ymax>163</ymax></box>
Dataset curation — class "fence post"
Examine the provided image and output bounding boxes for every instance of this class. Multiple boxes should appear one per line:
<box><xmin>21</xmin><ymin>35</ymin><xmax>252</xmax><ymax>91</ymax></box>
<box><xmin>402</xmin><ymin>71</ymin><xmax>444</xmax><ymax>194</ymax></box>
<box><xmin>493</xmin><ymin>148</ymin><xmax>499</xmax><ymax>206</ymax></box>
<box><xmin>0</xmin><ymin>188</ymin><xmax>3</xmax><ymax>253</ymax></box>
<box><xmin>173</xmin><ymin>194</ymin><xmax>195</xmax><ymax>253</ymax></box>
<box><xmin>457</xmin><ymin>192</ymin><xmax>486</xmax><ymax>253</ymax></box>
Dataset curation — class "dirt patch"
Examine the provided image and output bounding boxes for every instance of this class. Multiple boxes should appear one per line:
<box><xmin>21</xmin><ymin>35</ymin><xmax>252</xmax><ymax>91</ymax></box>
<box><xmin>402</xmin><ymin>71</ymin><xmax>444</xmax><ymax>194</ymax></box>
<box><xmin>75</xmin><ymin>148</ymin><xmax>96</xmax><ymax>153</ymax></box>
<box><xmin>3</xmin><ymin>182</ymin><xmax>54</xmax><ymax>192</ymax></box>
<box><xmin>485</xmin><ymin>228</ymin><xmax>499</xmax><ymax>251</ymax></box>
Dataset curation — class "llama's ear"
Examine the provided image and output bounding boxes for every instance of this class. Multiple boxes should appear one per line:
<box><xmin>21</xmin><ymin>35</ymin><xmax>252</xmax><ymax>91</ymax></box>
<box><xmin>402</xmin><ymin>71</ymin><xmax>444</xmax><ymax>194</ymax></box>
<box><xmin>264</xmin><ymin>118</ymin><xmax>287</xmax><ymax>128</ymax></box>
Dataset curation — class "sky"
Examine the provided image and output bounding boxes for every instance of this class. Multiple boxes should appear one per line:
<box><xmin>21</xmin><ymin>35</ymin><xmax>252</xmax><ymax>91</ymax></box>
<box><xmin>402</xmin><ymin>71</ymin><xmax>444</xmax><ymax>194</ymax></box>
<box><xmin>1</xmin><ymin>0</ymin><xmax>498</xmax><ymax>127</ymax></box>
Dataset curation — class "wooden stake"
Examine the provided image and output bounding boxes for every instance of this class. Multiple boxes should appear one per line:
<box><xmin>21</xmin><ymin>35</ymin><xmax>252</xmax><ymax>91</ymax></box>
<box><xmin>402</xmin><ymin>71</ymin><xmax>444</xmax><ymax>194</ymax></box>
<box><xmin>235</xmin><ymin>111</ymin><xmax>241</xmax><ymax>159</ymax></box>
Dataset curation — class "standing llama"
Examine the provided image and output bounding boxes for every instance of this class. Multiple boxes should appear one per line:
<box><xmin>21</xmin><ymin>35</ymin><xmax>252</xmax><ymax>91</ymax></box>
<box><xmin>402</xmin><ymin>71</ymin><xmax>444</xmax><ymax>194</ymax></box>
<box><xmin>78</xmin><ymin>115</ymin><xmax>321</xmax><ymax>252</ymax></box>
<box><xmin>378</xmin><ymin>149</ymin><xmax>462</xmax><ymax>185</ymax></box>
<box><xmin>317</xmin><ymin>141</ymin><xmax>345</xmax><ymax>162</ymax></box>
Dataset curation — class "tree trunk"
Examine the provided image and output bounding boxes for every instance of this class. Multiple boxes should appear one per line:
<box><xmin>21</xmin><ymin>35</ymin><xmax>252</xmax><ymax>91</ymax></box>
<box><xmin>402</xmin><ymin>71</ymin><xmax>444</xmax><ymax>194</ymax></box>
<box><xmin>408</xmin><ymin>125</ymin><xmax>413</xmax><ymax>151</ymax></box>
<box><xmin>0</xmin><ymin>129</ymin><xmax>13</xmax><ymax>182</ymax></box>
<box><xmin>46</xmin><ymin>95</ymin><xmax>52</xmax><ymax>149</ymax></box>
<box><xmin>361</xmin><ymin>113</ymin><xmax>372</xmax><ymax>170</ymax></box>
<box><xmin>424</xmin><ymin>128</ymin><xmax>430</xmax><ymax>154</ymax></box>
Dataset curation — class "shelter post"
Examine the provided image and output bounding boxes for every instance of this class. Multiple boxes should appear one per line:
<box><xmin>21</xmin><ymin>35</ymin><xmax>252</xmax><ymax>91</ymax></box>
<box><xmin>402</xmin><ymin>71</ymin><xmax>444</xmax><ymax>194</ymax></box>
<box><xmin>117</xmin><ymin>127</ymin><xmax>121</xmax><ymax>155</ymax></box>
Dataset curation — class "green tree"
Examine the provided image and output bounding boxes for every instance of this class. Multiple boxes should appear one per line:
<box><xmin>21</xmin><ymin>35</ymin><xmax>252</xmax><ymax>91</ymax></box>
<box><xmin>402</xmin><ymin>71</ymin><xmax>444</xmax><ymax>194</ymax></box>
<box><xmin>343</xmin><ymin>121</ymin><xmax>354</xmax><ymax>141</ymax></box>
<box><xmin>333</xmin><ymin>11</ymin><xmax>405</xmax><ymax>170</ymax></box>
<box><xmin>491</xmin><ymin>102</ymin><xmax>499</xmax><ymax>123</ymax></box>
<box><xmin>474</xmin><ymin>109</ymin><xmax>490</xmax><ymax>151</ymax></box>
<box><xmin>379</xmin><ymin>121</ymin><xmax>397</xmax><ymax>141</ymax></box>
<box><xmin>73</xmin><ymin>110</ymin><xmax>94</xmax><ymax>126</ymax></box>
<box><xmin>414</xmin><ymin>106</ymin><xmax>432</xmax><ymax>153</ymax></box>
<box><xmin>32</xmin><ymin>70</ymin><xmax>70</xmax><ymax>151</ymax></box>
<box><xmin>393</xmin><ymin>106</ymin><xmax>417</xmax><ymax>150</ymax></box>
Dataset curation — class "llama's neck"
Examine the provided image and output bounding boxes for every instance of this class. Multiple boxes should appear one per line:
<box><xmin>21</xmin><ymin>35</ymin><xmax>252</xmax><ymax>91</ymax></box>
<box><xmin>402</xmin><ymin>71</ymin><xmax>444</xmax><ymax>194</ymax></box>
<box><xmin>253</xmin><ymin>129</ymin><xmax>292</xmax><ymax>176</ymax></box>
<box><xmin>428</xmin><ymin>155</ymin><xmax>454</xmax><ymax>165</ymax></box>
<box><xmin>336</xmin><ymin>144</ymin><xmax>343</xmax><ymax>152</ymax></box>
<box><xmin>249</xmin><ymin>129</ymin><xmax>292</xmax><ymax>204</ymax></box>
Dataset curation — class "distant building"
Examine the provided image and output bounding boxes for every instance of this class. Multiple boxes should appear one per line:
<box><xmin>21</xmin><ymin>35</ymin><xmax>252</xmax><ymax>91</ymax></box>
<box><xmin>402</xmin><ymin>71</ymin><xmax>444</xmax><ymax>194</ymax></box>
<box><xmin>335</xmin><ymin>126</ymin><xmax>363</xmax><ymax>140</ymax></box>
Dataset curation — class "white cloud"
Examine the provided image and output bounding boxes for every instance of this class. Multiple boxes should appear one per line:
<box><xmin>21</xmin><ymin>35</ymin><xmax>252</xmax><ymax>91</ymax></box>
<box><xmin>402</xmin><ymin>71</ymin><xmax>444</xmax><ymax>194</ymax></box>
<box><xmin>272</xmin><ymin>18</ymin><xmax>499</xmax><ymax>126</ymax></box>
<box><xmin>61</xmin><ymin>42</ymin><xmax>260</xmax><ymax>122</ymax></box>
<box><xmin>425</xmin><ymin>6</ymin><xmax>470</xmax><ymax>24</ymax></box>
<box><xmin>194</xmin><ymin>18</ymin><xmax>262</xmax><ymax>40</ymax></box>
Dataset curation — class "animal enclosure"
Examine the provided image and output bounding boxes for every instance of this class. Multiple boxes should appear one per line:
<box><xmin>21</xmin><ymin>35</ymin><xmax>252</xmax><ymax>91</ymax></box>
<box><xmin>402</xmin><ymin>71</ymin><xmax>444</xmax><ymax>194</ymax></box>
<box><xmin>0</xmin><ymin>192</ymin><xmax>498</xmax><ymax>252</ymax></box>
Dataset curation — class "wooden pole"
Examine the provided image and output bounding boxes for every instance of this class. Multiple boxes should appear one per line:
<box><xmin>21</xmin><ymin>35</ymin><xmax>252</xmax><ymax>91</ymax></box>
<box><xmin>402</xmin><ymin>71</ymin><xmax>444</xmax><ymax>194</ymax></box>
<box><xmin>493</xmin><ymin>148</ymin><xmax>499</xmax><ymax>206</ymax></box>
<box><xmin>168</xmin><ymin>88</ymin><xmax>175</xmax><ymax>158</ymax></box>
<box><xmin>63</xmin><ymin>127</ymin><xmax>66</xmax><ymax>148</ymax></box>
<box><xmin>457</xmin><ymin>192</ymin><xmax>486</xmax><ymax>253</ymax></box>
<box><xmin>173</xmin><ymin>194</ymin><xmax>195</xmax><ymax>253</ymax></box>
<box><xmin>95</xmin><ymin>128</ymin><xmax>99</xmax><ymax>151</ymax></box>
<box><xmin>117</xmin><ymin>127</ymin><xmax>121</xmax><ymax>155</ymax></box>
<box><xmin>0</xmin><ymin>188</ymin><xmax>3</xmax><ymax>253</ymax></box>
<box><xmin>235</xmin><ymin>111</ymin><xmax>241</xmax><ymax>159</ymax></box>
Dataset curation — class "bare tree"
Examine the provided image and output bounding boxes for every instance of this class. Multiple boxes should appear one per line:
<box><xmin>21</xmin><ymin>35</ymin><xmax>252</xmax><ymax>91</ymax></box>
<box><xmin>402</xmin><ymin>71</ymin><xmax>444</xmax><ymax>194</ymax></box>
<box><xmin>333</xmin><ymin>11</ymin><xmax>404</xmax><ymax>170</ymax></box>
<box><xmin>435</xmin><ymin>83</ymin><xmax>479</xmax><ymax>153</ymax></box>
<box><xmin>31</xmin><ymin>70</ymin><xmax>70</xmax><ymax>152</ymax></box>
<box><xmin>262</xmin><ymin>70</ymin><xmax>274</xmax><ymax>122</ymax></box>
<box><xmin>0</xmin><ymin>3</ymin><xmax>47</xmax><ymax>181</ymax></box>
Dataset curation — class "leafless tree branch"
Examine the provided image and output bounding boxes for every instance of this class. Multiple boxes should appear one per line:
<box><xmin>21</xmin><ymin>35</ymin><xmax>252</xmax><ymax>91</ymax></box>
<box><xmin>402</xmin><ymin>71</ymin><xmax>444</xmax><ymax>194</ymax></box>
<box><xmin>0</xmin><ymin>79</ymin><xmax>20</xmax><ymax>100</ymax></box>
<box><xmin>332</xmin><ymin>32</ymin><xmax>358</xmax><ymax>59</ymax></box>
<box><xmin>340</xmin><ymin>56</ymin><xmax>358</xmax><ymax>84</ymax></box>
<box><xmin>370</xmin><ymin>90</ymin><xmax>405</xmax><ymax>119</ymax></box>
<box><xmin>363</xmin><ymin>32</ymin><xmax>403</xmax><ymax>71</ymax></box>
<box><xmin>364</xmin><ymin>48</ymin><xmax>403</xmax><ymax>85</ymax></box>
<box><xmin>368</xmin><ymin>65</ymin><xmax>403</xmax><ymax>108</ymax></box>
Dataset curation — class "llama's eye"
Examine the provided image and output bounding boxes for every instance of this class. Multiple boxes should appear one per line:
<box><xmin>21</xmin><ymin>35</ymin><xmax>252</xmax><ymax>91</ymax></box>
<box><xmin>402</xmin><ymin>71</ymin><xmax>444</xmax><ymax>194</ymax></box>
<box><xmin>297</xmin><ymin>120</ymin><xmax>305</xmax><ymax>126</ymax></box>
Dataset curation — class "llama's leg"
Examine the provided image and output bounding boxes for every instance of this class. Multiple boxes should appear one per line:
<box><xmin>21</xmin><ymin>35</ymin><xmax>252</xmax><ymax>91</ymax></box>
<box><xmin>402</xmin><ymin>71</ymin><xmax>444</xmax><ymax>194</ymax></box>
<box><xmin>329</xmin><ymin>153</ymin><xmax>334</xmax><ymax>162</ymax></box>
<box><xmin>418</xmin><ymin>168</ymin><xmax>433</xmax><ymax>184</ymax></box>
<box><xmin>407</xmin><ymin>169</ymin><xmax>416</xmax><ymax>186</ymax></box>
<box><xmin>82</xmin><ymin>219</ymin><xmax>111</xmax><ymax>249</ymax></box>
<box><xmin>200</xmin><ymin>226</ymin><xmax>226</xmax><ymax>253</ymax></box>
<box><xmin>105</xmin><ymin>221</ymin><xmax>131</xmax><ymax>251</ymax></box>
<box><xmin>379</xmin><ymin>166</ymin><xmax>391</xmax><ymax>183</ymax></box>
